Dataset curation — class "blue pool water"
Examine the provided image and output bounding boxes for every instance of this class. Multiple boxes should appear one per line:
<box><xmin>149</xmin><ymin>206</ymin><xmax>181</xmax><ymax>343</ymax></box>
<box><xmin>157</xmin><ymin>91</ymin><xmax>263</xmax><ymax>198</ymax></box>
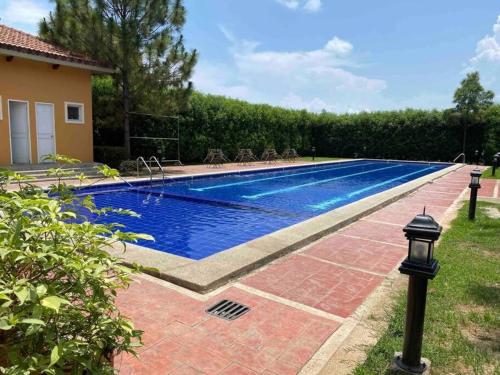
<box><xmin>81</xmin><ymin>160</ymin><xmax>450</xmax><ymax>259</ymax></box>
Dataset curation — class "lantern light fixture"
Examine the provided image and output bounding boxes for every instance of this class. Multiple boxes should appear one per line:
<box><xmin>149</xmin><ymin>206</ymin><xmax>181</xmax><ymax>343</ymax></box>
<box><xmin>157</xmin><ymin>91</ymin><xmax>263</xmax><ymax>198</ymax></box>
<box><xmin>491</xmin><ymin>153</ymin><xmax>499</xmax><ymax>176</ymax></box>
<box><xmin>391</xmin><ymin>211</ymin><xmax>442</xmax><ymax>375</ymax></box>
<box><xmin>399</xmin><ymin>209</ymin><xmax>441</xmax><ymax>279</ymax></box>
<box><xmin>468</xmin><ymin>169</ymin><xmax>482</xmax><ymax>220</ymax></box>
<box><xmin>470</xmin><ymin>169</ymin><xmax>481</xmax><ymax>187</ymax></box>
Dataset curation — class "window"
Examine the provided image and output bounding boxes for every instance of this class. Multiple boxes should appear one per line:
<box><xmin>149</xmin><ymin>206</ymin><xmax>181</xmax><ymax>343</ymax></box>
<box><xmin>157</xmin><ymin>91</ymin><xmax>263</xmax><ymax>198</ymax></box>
<box><xmin>65</xmin><ymin>102</ymin><xmax>84</xmax><ymax>124</ymax></box>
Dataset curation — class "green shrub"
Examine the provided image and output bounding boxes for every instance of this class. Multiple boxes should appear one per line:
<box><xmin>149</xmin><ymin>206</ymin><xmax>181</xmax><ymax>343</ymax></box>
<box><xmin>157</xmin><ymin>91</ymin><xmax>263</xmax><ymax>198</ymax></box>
<box><xmin>119</xmin><ymin>160</ymin><xmax>138</xmax><ymax>175</ymax></box>
<box><xmin>94</xmin><ymin>146</ymin><xmax>127</xmax><ymax>168</ymax></box>
<box><xmin>0</xmin><ymin>159</ymin><xmax>149</xmax><ymax>374</ymax></box>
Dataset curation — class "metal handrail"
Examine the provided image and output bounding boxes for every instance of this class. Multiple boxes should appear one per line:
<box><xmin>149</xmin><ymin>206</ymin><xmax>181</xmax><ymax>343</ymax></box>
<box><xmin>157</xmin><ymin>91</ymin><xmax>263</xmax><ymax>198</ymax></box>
<box><xmin>149</xmin><ymin>156</ymin><xmax>165</xmax><ymax>183</ymax></box>
<box><xmin>453</xmin><ymin>153</ymin><xmax>465</xmax><ymax>163</ymax></box>
<box><xmin>136</xmin><ymin>156</ymin><xmax>152</xmax><ymax>184</ymax></box>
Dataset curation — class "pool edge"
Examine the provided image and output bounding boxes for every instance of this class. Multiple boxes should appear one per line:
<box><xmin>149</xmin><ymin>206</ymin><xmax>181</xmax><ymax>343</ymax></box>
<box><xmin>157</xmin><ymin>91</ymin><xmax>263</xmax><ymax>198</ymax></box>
<box><xmin>114</xmin><ymin>163</ymin><xmax>463</xmax><ymax>293</ymax></box>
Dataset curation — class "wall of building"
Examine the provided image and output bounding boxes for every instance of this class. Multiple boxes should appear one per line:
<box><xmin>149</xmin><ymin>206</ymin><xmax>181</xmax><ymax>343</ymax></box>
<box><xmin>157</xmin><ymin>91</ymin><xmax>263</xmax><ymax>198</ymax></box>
<box><xmin>0</xmin><ymin>55</ymin><xmax>93</xmax><ymax>165</ymax></box>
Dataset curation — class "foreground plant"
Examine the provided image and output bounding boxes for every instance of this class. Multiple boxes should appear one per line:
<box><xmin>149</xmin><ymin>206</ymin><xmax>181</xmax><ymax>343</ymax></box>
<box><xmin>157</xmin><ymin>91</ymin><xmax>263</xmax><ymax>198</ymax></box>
<box><xmin>0</xmin><ymin>156</ymin><xmax>151</xmax><ymax>374</ymax></box>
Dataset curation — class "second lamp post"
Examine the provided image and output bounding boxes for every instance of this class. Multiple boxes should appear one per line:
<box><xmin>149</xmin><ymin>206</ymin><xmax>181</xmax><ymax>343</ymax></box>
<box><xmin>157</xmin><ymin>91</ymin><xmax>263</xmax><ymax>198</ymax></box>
<box><xmin>492</xmin><ymin>153</ymin><xmax>499</xmax><ymax>176</ymax></box>
<box><xmin>468</xmin><ymin>169</ymin><xmax>481</xmax><ymax>220</ymax></box>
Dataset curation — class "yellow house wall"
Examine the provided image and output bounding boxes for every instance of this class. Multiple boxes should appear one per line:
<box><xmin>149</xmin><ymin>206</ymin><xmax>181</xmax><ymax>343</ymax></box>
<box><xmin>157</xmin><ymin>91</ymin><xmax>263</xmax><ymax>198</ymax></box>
<box><xmin>0</xmin><ymin>55</ymin><xmax>94</xmax><ymax>165</ymax></box>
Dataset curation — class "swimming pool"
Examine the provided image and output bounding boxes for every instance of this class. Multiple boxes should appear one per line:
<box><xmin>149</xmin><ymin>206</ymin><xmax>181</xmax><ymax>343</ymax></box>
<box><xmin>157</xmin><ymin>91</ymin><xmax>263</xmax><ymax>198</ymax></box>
<box><xmin>82</xmin><ymin>160</ymin><xmax>450</xmax><ymax>260</ymax></box>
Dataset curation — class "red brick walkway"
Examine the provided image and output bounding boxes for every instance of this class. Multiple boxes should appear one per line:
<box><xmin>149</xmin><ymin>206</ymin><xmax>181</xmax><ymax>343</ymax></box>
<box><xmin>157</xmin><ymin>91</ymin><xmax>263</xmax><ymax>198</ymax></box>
<box><xmin>115</xmin><ymin>166</ymin><xmax>476</xmax><ymax>374</ymax></box>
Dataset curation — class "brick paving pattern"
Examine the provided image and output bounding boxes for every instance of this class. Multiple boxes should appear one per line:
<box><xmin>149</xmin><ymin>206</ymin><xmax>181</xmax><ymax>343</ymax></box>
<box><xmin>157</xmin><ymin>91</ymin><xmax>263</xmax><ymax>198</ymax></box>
<box><xmin>478</xmin><ymin>179</ymin><xmax>498</xmax><ymax>199</ymax></box>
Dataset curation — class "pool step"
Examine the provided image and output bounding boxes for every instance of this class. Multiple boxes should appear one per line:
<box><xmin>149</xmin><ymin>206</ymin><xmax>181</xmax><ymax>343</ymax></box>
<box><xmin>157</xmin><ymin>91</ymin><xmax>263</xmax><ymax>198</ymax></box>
<box><xmin>6</xmin><ymin>163</ymin><xmax>104</xmax><ymax>182</ymax></box>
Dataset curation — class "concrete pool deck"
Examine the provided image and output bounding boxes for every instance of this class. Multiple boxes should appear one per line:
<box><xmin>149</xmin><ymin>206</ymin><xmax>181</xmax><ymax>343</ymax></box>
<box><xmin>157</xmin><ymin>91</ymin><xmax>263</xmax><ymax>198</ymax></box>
<box><xmin>113</xmin><ymin>164</ymin><xmax>496</xmax><ymax>374</ymax></box>
<box><xmin>109</xmin><ymin>161</ymin><xmax>462</xmax><ymax>292</ymax></box>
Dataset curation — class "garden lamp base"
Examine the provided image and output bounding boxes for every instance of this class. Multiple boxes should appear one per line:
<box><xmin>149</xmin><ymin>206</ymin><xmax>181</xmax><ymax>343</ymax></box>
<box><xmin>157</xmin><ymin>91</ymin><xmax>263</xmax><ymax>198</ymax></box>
<box><xmin>390</xmin><ymin>353</ymin><xmax>431</xmax><ymax>375</ymax></box>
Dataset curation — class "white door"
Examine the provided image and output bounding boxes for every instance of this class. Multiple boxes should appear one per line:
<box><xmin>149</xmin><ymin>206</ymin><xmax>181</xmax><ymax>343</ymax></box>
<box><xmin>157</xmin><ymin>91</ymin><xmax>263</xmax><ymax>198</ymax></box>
<box><xmin>9</xmin><ymin>101</ymin><xmax>30</xmax><ymax>164</ymax></box>
<box><xmin>35</xmin><ymin>103</ymin><xmax>55</xmax><ymax>162</ymax></box>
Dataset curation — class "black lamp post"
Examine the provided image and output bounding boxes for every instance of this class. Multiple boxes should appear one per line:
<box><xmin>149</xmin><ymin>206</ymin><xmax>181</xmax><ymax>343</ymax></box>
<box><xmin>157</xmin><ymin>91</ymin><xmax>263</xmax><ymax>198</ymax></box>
<box><xmin>311</xmin><ymin>146</ymin><xmax>316</xmax><ymax>161</ymax></box>
<box><xmin>392</xmin><ymin>212</ymin><xmax>441</xmax><ymax>374</ymax></box>
<box><xmin>493</xmin><ymin>153</ymin><xmax>499</xmax><ymax>176</ymax></box>
<box><xmin>474</xmin><ymin>150</ymin><xmax>479</xmax><ymax>165</ymax></box>
<box><xmin>468</xmin><ymin>169</ymin><xmax>482</xmax><ymax>220</ymax></box>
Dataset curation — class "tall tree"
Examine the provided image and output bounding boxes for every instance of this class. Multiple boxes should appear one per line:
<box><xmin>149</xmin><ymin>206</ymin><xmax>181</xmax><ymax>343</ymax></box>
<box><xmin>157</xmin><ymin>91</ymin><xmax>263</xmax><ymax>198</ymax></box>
<box><xmin>40</xmin><ymin>0</ymin><xmax>198</xmax><ymax>158</ymax></box>
<box><xmin>453</xmin><ymin>71</ymin><xmax>494</xmax><ymax>162</ymax></box>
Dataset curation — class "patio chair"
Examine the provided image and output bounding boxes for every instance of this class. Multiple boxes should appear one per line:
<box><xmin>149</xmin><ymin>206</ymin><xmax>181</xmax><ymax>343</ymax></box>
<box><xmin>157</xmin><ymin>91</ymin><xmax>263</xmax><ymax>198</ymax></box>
<box><xmin>203</xmin><ymin>149</ymin><xmax>217</xmax><ymax>163</ymax></box>
<box><xmin>234</xmin><ymin>149</ymin><xmax>245</xmax><ymax>163</ymax></box>
<box><xmin>261</xmin><ymin>149</ymin><xmax>281</xmax><ymax>163</ymax></box>
<box><xmin>204</xmin><ymin>149</ymin><xmax>230</xmax><ymax>167</ymax></box>
<box><xmin>282</xmin><ymin>148</ymin><xmax>300</xmax><ymax>162</ymax></box>
<box><xmin>218</xmin><ymin>149</ymin><xmax>231</xmax><ymax>163</ymax></box>
<box><xmin>234</xmin><ymin>149</ymin><xmax>258</xmax><ymax>164</ymax></box>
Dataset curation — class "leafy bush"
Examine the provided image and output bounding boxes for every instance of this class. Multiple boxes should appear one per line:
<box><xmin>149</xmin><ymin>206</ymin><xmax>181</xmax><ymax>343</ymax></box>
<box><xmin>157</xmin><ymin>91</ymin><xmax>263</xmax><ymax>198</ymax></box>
<box><xmin>119</xmin><ymin>160</ymin><xmax>138</xmax><ymax>175</ymax></box>
<box><xmin>94</xmin><ymin>146</ymin><xmax>127</xmax><ymax>168</ymax></box>
<box><xmin>0</xmin><ymin>157</ymin><xmax>149</xmax><ymax>374</ymax></box>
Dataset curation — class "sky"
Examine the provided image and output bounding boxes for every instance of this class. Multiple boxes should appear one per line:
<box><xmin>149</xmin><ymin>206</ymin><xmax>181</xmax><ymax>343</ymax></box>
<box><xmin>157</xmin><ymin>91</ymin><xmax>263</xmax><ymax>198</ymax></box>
<box><xmin>1</xmin><ymin>0</ymin><xmax>499</xmax><ymax>113</ymax></box>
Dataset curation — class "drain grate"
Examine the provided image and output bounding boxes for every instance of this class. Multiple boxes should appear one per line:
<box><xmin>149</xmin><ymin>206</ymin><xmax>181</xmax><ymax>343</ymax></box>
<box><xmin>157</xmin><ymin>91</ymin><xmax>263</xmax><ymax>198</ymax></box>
<box><xmin>206</xmin><ymin>299</ymin><xmax>250</xmax><ymax>321</ymax></box>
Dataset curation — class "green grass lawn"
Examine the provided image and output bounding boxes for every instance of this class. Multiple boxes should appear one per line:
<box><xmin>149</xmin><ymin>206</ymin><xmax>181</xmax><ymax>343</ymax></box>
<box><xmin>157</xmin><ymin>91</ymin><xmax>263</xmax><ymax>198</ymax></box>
<box><xmin>299</xmin><ymin>156</ymin><xmax>345</xmax><ymax>162</ymax></box>
<box><xmin>482</xmin><ymin>167</ymin><xmax>500</xmax><ymax>180</ymax></box>
<box><xmin>354</xmin><ymin>201</ymin><xmax>500</xmax><ymax>375</ymax></box>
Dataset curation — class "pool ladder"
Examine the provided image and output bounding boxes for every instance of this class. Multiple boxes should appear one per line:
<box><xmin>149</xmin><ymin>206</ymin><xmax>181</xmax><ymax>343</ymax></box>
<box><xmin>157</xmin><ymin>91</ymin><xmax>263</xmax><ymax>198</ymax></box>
<box><xmin>453</xmin><ymin>153</ymin><xmax>465</xmax><ymax>163</ymax></box>
<box><xmin>136</xmin><ymin>156</ymin><xmax>166</xmax><ymax>185</ymax></box>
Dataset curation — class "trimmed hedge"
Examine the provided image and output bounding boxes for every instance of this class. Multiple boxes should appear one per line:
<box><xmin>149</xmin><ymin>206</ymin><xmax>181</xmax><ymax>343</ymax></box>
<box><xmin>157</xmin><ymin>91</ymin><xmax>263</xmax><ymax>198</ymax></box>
<box><xmin>92</xmin><ymin>86</ymin><xmax>499</xmax><ymax>164</ymax></box>
<box><xmin>94</xmin><ymin>146</ymin><xmax>127</xmax><ymax>168</ymax></box>
<box><xmin>484</xmin><ymin>105</ymin><xmax>500</xmax><ymax>159</ymax></box>
<box><xmin>177</xmin><ymin>94</ymin><xmax>310</xmax><ymax>162</ymax></box>
<box><xmin>177</xmin><ymin>93</ymin><xmax>496</xmax><ymax>163</ymax></box>
<box><xmin>312</xmin><ymin>110</ymin><xmax>471</xmax><ymax>162</ymax></box>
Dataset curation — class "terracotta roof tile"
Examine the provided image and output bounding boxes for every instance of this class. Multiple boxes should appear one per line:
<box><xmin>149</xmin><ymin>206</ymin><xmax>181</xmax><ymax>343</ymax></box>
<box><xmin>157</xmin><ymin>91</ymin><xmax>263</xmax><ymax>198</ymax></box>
<box><xmin>0</xmin><ymin>24</ymin><xmax>110</xmax><ymax>70</ymax></box>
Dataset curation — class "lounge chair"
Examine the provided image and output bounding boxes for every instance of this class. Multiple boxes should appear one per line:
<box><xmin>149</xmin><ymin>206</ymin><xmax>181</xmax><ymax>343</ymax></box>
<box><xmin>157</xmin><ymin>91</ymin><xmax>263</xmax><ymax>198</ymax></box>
<box><xmin>261</xmin><ymin>149</ymin><xmax>281</xmax><ymax>163</ymax></box>
<box><xmin>282</xmin><ymin>148</ymin><xmax>300</xmax><ymax>162</ymax></box>
<box><xmin>234</xmin><ymin>149</ymin><xmax>258</xmax><ymax>164</ymax></box>
<box><xmin>204</xmin><ymin>149</ymin><xmax>230</xmax><ymax>167</ymax></box>
<box><xmin>203</xmin><ymin>149</ymin><xmax>217</xmax><ymax>163</ymax></box>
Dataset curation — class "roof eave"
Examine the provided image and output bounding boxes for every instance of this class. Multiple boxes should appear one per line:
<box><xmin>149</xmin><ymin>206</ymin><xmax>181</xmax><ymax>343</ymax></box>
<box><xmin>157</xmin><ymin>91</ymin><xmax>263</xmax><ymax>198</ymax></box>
<box><xmin>0</xmin><ymin>47</ymin><xmax>115</xmax><ymax>74</ymax></box>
